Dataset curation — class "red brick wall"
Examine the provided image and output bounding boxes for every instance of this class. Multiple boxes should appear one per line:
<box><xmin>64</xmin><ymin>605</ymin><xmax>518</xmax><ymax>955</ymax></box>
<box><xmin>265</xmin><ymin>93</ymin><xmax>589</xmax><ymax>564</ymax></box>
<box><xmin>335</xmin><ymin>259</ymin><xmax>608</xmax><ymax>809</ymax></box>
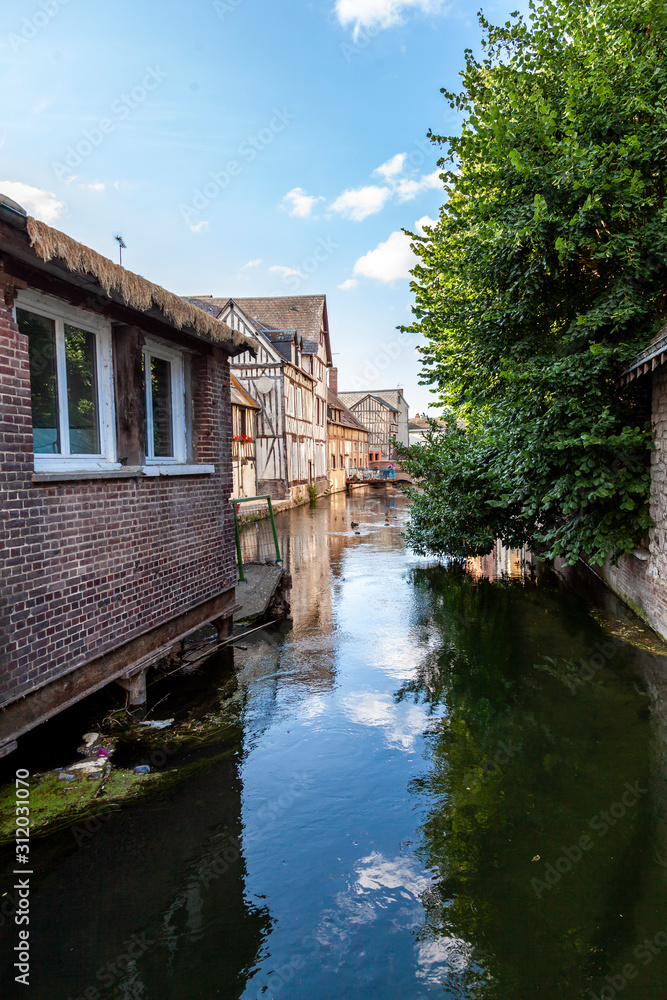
<box><xmin>0</xmin><ymin>292</ymin><xmax>236</xmax><ymax>709</ymax></box>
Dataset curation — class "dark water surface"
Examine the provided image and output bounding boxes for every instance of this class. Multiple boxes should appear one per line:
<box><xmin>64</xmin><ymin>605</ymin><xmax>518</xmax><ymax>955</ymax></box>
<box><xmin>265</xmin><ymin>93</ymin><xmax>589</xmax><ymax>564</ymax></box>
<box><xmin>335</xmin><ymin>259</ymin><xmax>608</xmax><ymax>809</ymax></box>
<box><xmin>2</xmin><ymin>489</ymin><xmax>667</xmax><ymax>999</ymax></box>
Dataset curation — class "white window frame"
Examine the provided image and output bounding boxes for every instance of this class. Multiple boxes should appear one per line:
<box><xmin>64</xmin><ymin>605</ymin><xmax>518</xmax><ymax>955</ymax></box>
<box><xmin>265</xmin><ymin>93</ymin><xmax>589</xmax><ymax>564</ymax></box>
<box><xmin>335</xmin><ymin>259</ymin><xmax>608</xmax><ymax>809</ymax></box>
<box><xmin>15</xmin><ymin>289</ymin><xmax>118</xmax><ymax>473</ymax></box>
<box><xmin>142</xmin><ymin>337</ymin><xmax>187</xmax><ymax>465</ymax></box>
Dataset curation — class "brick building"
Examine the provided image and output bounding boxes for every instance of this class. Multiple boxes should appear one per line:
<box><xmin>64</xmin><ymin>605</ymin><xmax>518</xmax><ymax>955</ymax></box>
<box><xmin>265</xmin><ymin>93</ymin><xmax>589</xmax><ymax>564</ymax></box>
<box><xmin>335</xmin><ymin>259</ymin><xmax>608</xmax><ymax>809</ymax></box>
<box><xmin>0</xmin><ymin>195</ymin><xmax>255</xmax><ymax>757</ymax></box>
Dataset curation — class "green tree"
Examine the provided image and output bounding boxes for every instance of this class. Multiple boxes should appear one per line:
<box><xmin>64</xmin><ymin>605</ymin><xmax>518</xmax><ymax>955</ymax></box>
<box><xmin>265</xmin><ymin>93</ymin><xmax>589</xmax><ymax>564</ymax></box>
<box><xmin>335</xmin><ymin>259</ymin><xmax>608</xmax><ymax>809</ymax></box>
<box><xmin>400</xmin><ymin>0</ymin><xmax>667</xmax><ymax>565</ymax></box>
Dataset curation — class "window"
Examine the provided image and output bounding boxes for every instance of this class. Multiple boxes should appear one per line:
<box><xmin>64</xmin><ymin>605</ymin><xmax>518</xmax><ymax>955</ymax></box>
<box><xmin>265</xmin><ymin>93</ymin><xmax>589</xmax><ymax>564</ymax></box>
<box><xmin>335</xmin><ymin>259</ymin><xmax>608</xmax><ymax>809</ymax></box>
<box><xmin>142</xmin><ymin>340</ymin><xmax>186</xmax><ymax>463</ymax></box>
<box><xmin>17</xmin><ymin>292</ymin><xmax>117</xmax><ymax>472</ymax></box>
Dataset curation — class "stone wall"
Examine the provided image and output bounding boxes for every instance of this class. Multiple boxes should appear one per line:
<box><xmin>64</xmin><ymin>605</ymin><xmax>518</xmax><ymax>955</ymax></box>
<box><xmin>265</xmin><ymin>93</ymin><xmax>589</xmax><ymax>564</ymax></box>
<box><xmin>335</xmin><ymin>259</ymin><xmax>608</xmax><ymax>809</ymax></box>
<box><xmin>595</xmin><ymin>365</ymin><xmax>667</xmax><ymax>639</ymax></box>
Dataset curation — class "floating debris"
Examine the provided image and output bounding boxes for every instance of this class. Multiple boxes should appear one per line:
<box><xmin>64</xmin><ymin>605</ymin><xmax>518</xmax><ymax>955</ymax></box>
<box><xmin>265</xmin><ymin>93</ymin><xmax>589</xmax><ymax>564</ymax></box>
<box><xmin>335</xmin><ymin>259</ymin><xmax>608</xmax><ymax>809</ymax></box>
<box><xmin>139</xmin><ymin>719</ymin><xmax>174</xmax><ymax>730</ymax></box>
<box><xmin>69</xmin><ymin>760</ymin><xmax>105</xmax><ymax>774</ymax></box>
<box><xmin>58</xmin><ymin>773</ymin><xmax>75</xmax><ymax>782</ymax></box>
<box><xmin>82</xmin><ymin>732</ymin><xmax>100</xmax><ymax>746</ymax></box>
<box><xmin>134</xmin><ymin>765</ymin><xmax>151</xmax><ymax>775</ymax></box>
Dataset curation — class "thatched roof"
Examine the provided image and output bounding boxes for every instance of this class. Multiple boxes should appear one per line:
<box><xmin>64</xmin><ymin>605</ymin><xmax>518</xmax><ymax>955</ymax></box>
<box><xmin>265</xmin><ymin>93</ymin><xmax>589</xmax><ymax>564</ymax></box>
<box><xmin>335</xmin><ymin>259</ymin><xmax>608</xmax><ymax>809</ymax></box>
<box><xmin>24</xmin><ymin>217</ymin><xmax>254</xmax><ymax>355</ymax></box>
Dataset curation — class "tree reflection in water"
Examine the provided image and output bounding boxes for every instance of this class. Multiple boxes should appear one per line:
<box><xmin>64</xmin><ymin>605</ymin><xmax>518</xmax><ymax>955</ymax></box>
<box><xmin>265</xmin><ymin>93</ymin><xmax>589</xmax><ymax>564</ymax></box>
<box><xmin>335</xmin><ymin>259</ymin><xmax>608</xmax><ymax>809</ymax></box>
<box><xmin>398</xmin><ymin>563</ymin><xmax>658</xmax><ymax>1000</ymax></box>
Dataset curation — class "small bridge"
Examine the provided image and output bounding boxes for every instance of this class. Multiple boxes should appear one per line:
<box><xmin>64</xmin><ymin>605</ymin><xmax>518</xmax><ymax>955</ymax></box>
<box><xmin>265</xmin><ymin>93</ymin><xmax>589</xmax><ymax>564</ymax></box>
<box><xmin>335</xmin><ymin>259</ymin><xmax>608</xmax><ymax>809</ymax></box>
<box><xmin>346</xmin><ymin>467</ymin><xmax>412</xmax><ymax>489</ymax></box>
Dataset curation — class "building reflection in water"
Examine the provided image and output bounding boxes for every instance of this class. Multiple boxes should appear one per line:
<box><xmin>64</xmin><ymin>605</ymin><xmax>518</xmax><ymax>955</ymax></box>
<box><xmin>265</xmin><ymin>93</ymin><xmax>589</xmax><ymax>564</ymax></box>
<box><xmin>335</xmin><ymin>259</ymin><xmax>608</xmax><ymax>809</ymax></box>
<box><xmin>466</xmin><ymin>540</ymin><xmax>534</xmax><ymax>581</ymax></box>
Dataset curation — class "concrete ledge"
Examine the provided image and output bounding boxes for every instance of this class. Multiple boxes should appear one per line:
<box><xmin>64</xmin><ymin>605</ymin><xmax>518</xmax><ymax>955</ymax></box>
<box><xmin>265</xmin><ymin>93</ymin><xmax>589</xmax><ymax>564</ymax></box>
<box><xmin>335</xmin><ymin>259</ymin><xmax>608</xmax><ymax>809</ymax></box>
<box><xmin>0</xmin><ymin>587</ymin><xmax>237</xmax><ymax>750</ymax></box>
<box><xmin>32</xmin><ymin>464</ymin><xmax>215</xmax><ymax>482</ymax></box>
<box><xmin>141</xmin><ymin>464</ymin><xmax>215</xmax><ymax>476</ymax></box>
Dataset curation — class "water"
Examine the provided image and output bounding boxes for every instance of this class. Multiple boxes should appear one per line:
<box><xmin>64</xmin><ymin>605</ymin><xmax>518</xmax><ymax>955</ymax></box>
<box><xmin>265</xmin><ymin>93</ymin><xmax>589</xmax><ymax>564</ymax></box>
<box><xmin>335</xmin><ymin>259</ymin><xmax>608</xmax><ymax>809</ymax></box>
<box><xmin>2</xmin><ymin>488</ymin><xmax>667</xmax><ymax>999</ymax></box>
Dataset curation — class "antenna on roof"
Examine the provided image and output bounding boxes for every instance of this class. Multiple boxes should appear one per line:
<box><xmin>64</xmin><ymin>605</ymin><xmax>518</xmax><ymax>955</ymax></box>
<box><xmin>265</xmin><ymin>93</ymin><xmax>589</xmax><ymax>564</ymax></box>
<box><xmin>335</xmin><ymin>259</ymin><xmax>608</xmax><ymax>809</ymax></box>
<box><xmin>113</xmin><ymin>233</ymin><xmax>127</xmax><ymax>266</ymax></box>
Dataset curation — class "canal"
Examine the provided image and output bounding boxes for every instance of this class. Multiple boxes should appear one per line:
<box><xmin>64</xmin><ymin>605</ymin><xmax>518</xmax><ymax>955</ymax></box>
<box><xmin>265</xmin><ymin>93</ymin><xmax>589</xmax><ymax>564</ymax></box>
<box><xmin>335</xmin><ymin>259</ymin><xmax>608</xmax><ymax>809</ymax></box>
<box><xmin>2</xmin><ymin>488</ymin><xmax>667</xmax><ymax>999</ymax></box>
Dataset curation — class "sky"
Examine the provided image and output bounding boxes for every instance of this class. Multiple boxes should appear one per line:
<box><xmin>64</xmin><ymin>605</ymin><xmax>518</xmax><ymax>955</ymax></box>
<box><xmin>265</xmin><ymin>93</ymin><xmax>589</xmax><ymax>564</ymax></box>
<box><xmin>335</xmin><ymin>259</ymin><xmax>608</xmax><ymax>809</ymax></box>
<box><xmin>1</xmin><ymin>0</ymin><xmax>527</xmax><ymax>414</ymax></box>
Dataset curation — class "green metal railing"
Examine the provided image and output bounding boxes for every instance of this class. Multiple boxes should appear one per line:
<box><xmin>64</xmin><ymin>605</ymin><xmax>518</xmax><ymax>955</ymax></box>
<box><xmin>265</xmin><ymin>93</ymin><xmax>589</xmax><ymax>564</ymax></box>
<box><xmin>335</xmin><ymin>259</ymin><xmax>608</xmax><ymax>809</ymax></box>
<box><xmin>230</xmin><ymin>495</ymin><xmax>282</xmax><ymax>581</ymax></box>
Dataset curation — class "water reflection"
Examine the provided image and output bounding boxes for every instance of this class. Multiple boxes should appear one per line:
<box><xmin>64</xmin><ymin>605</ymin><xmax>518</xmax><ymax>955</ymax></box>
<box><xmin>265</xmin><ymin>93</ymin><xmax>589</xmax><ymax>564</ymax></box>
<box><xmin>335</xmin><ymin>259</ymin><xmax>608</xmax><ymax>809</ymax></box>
<box><xmin>3</xmin><ymin>490</ymin><xmax>667</xmax><ymax>999</ymax></box>
<box><xmin>401</xmin><ymin>563</ymin><xmax>667</xmax><ymax>999</ymax></box>
<box><xmin>0</xmin><ymin>664</ymin><xmax>270</xmax><ymax>1000</ymax></box>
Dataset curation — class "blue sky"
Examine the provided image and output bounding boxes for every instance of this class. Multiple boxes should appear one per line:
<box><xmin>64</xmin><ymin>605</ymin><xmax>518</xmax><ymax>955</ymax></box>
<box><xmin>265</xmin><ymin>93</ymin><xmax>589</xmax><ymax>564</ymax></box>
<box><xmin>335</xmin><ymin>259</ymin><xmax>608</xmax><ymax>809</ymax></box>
<box><xmin>1</xmin><ymin>0</ymin><xmax>526</xmax><ymax>414</ymax></box>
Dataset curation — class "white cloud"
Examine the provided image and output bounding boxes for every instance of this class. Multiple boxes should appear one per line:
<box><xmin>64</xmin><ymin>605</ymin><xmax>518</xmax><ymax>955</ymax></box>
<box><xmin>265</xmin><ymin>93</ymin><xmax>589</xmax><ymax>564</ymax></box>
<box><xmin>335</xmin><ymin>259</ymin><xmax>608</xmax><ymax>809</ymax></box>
<box><xmin>335</xmin><ymin>0</ymin><xmax>446</xmax><ymax>38</ymax></box>
<box><xmin>329</xmin><ymin>159</ymin><xmax>440</xmax><ymax>223</ymax></box>
<box><xmin>395</xmin><ymin>168</ymin><xmax>441</xmax><ymax>202</ymax></box>
<box><xmin>415</xmin><ymin>214</ymin><xmax>437</xmax><ymax>235</ymax></box>
<box><xmin>374</xmin><ymin>152</ymin><xmax>407</xmax><ymax>182</ymax></box>
<box><xmin>282</xmin><ymin>186</ymin><xmax>324</xmax><ymax>218</ymax></box>
<box><xmin>338</xmin><ymin>278</ymin><xmax>358</xmax><ymax>291</ymax></box>
<box><xmin>269</xmin><ymin>264</ymin><xmax>302</xmax><ymax>279</ymax></box>
<box><xmin>341</xmin><ymin>690</ymin><xmax>429</xmax><ymax>750</ymax></box>
<box><xmin>190</xmin><ymin>220</ymin><xmax>209</xmax><ymax>233</ymax></box>
<box><xmin>353</xmin><ymin>229</ymin><xmax>416</xmax><ymax>283</ymax></box>
<box><xmin>0</xmin><ymin>181</ymin><xmax>65</xmax><ymax>224</ymax></box>
<box><xmin>80</xmin><ymin>181</ymin><xmax>105</xmax><ymax>192</ymax></box>
<box><xmin>242</xmin><ymin>258</ymin><xmax>262</xmax><ymax>270</ymax></box>
<box><xmin>329</xmin><ymin>184</ymin><xmax>391</xmax><ymax>222</ymax></box>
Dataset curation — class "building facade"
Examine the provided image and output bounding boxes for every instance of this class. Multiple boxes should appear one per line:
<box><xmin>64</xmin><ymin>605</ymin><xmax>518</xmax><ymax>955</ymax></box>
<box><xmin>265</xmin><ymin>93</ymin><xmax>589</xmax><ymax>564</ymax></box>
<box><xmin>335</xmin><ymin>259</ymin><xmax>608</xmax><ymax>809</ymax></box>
<box><xmin>189</xmin><ymin>295</ymin><xmax>332</xmax><ymax>503</ymax></box>
<box><xmin>337</xmin><ymin>392</ymin><xmax>401</xmax><ymax>464</ymax></box>
<box><xmin>231</xmin><ymin>374</ymin><xmax>260</xmax><ymax>499</ymax></box>
<box><xmin>408</xmin><ymin>414</ymin><xmax>447</xmax><ymax>446</ymax></box>
<box><xmin>0</xmin><ymin>197</ymin><xmax>254</xmax><ymax>757</ymax></box>
<box><xmin>327</xmin><ymin>368</ymin><xmax>369</xmax><ymax>492</ymax></box>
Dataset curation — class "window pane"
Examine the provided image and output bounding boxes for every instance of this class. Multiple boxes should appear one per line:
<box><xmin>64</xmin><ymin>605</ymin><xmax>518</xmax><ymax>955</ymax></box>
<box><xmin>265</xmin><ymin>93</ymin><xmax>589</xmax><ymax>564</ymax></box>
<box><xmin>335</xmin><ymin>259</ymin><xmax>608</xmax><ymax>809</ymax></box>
<box><xmin>151</xmin><ymin>355</ymin><xmax>173</xmax><ymax>457</ymax></box>
<box><xmin>65</xmin><ymin>324</ymin><xmax>100</xmax><ymax>454</ymax></box>
<box><xmin>18</xmin><ymin>308</ymin><xmax>60</xmax><ymax>454</ymax></box>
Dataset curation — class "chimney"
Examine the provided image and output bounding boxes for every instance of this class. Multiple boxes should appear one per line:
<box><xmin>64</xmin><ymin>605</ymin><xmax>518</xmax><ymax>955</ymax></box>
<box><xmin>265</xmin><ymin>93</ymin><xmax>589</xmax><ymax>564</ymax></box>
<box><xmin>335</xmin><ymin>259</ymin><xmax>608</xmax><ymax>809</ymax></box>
<box><xmin>329</xmin><ymin>367</ymin><xmax>338</xmax><ymax>394</ymax></box>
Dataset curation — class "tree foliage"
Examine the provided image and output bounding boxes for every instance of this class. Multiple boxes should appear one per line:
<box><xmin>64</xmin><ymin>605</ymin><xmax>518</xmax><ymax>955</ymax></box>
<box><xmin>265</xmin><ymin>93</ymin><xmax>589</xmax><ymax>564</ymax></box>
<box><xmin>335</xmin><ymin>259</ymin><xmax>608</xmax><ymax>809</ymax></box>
<box><xmin>400</xmin><ymin>0</ymin><xmax>667</xmax><ymax>565</ymax></box>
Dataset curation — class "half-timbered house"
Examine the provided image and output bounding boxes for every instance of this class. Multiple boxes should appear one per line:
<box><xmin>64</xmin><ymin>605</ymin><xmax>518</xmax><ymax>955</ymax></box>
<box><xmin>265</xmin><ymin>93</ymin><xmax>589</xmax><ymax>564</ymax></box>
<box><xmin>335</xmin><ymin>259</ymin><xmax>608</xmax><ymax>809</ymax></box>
<box><xmin>231</xmin><ymin>374</ymin><xmax>260</xmax><ymax>498</ymax></box>
<box><xmin>337</xmin><ymin>392</ymin><xmax>401</xmax><ymax>464</ymax></box>
<box><xmin>187</xmin><ymin>295</ymin><xmax>332</xmax><ymax>502</ymax></box>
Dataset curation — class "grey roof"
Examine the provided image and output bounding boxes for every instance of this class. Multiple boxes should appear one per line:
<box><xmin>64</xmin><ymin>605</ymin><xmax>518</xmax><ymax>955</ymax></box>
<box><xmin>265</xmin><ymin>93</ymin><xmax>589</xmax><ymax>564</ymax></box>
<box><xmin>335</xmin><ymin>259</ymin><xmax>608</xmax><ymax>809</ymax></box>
<box><xmin>187</xmin><ymin>295</ymin><xmax>332</xmax><ymax>364</ymax></box>
<box><xmin>368</xmin><ymin>388</ymin><xmax>409</xmax><ymax>410</ymax></box>
<box><xmin>338</xmin><ymin>391</ymin><xmax>399</xmax><ymax>414</ymax></box>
